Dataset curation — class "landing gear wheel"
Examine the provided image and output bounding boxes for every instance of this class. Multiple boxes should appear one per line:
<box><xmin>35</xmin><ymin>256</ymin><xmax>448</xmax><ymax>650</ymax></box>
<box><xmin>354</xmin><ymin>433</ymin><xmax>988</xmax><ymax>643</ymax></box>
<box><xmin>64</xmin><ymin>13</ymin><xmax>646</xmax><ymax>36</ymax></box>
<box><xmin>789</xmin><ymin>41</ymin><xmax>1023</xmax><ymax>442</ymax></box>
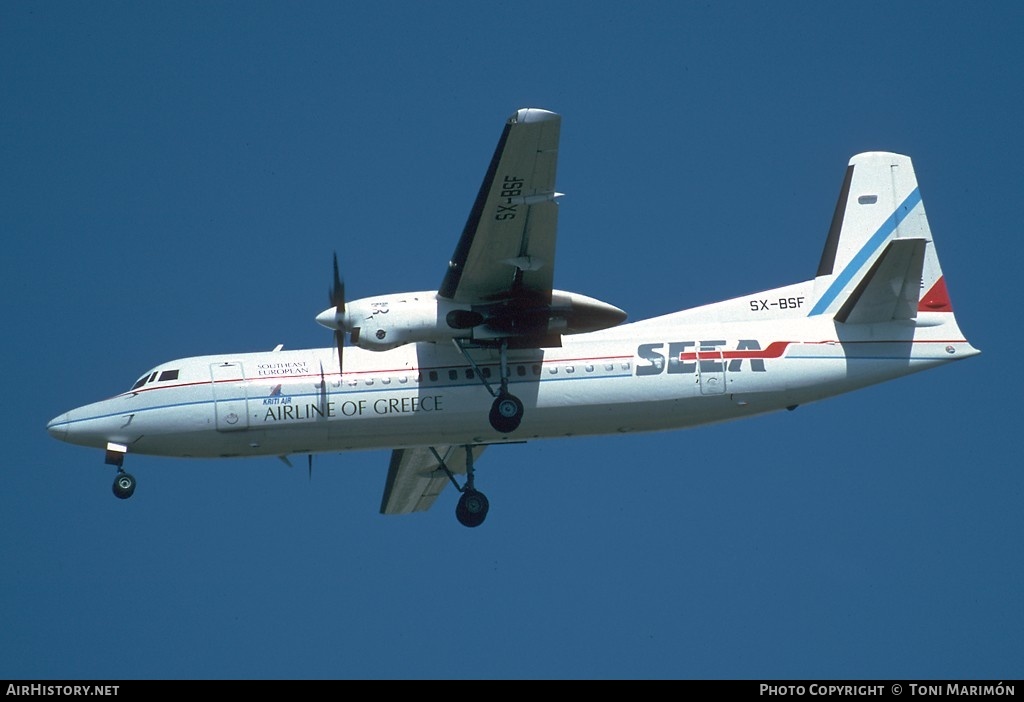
<box><xmin>489</xmin><ymin>392</ymin><xmax>523</xmax><ymax>433</ymax></box>
<box><xmin>455</xmin><ymin>489</ymin><xmax>490</xmax><ymax>528</ymax></box>
<box><xmin>112</xmin><ymin>471</ymin><xmax>136</xmax><ymax>500</ymax></box>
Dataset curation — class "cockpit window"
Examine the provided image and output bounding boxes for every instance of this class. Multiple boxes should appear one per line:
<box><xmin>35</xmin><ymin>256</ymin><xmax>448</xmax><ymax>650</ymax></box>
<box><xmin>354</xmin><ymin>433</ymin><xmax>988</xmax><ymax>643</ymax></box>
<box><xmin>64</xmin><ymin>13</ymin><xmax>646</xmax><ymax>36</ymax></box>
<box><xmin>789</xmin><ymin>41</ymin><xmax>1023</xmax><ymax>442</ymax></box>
<box><xmin>131</xmin><ymin>369</ymin><xmax>178</xmax><ymax>391</ymax></box>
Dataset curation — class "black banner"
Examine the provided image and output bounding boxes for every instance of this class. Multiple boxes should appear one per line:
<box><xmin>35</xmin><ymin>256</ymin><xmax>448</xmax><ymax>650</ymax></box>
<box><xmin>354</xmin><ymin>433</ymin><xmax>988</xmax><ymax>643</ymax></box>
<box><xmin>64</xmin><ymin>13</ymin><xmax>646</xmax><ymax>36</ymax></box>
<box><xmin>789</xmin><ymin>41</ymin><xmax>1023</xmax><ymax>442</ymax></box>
<box><xmin>1</xmin><ymin>680</ymin><xmax>1021</xmax><ymax>693</ymax></box>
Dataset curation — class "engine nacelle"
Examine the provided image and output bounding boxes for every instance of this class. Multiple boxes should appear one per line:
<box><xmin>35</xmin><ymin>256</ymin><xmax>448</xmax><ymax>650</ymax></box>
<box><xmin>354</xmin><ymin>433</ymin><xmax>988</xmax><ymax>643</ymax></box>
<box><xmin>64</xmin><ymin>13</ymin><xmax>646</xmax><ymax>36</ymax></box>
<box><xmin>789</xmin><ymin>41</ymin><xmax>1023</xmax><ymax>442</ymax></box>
<box><xmin>344</xmin><ymin>292</ymin><xmax>470</xmax><ymax>350</ymax></box>
<box><xmin>317</xmin><ymin>290</ymin><xmax>627</xmax><ymax>352</ymax></box>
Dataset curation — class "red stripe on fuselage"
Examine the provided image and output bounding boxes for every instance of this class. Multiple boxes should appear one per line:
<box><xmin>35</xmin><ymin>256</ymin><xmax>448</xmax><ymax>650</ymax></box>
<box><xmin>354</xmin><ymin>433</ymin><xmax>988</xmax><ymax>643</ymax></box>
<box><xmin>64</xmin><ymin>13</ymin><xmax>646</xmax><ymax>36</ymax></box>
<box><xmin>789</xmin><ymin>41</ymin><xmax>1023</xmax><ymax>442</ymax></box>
<box><xmin>679</xmin><ymin>341</ymin><xmax>794</xmax><ymax>361</ymax></box>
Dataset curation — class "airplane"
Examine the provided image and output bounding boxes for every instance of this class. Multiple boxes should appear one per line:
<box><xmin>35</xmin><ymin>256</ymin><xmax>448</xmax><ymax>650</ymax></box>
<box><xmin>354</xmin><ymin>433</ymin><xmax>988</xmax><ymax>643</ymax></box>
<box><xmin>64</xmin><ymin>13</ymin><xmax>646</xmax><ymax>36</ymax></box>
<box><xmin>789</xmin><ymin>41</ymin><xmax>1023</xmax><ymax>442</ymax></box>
<box><xmin>47</xmin><ymin>107</ymin><xmax>980</xmax><ymax>527</ymax></box>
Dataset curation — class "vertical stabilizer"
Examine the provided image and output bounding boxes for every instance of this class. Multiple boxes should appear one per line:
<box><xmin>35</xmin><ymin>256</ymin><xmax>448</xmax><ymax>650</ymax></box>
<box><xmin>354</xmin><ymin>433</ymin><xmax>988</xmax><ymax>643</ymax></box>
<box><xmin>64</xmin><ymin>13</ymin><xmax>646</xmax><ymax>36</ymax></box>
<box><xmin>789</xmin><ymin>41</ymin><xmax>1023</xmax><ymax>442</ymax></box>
<box><xmin>809</xmin><ymin>152</ymin><xmax>951</xmax><ymax>319</ymax></box>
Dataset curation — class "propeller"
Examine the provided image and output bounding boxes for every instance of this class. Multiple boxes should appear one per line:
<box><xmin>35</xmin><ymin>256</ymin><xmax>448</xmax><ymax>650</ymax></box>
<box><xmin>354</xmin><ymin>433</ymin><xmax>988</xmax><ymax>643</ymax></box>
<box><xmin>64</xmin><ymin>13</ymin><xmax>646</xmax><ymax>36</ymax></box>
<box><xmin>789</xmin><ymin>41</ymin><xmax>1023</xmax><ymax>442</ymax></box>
<box><xmin>329</xmin><ymin>253</ymin><xmax>346</xmax><ymax>372</ymax></box>
<box><xmin>316</xmin><ymin>252</ymin><xmax>347</xmax><ymax>375</ymax></box>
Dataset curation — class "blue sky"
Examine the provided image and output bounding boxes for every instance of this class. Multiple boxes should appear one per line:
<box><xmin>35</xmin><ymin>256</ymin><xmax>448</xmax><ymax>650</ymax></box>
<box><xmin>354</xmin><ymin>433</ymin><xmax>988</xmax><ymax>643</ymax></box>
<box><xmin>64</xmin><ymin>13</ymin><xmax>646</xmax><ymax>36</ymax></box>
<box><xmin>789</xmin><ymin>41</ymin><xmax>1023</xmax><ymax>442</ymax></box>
<box><xmin>2</xmin><ymin>1</ymin><xmax>1020</xmax><ymax>680</ymax></box>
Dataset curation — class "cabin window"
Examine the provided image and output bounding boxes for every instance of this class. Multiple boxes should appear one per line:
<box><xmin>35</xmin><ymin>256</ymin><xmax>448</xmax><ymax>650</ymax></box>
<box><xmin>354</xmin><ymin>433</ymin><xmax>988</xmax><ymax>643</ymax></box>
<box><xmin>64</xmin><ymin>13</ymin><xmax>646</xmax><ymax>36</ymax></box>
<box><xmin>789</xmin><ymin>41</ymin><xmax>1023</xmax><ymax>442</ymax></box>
<box><xmin>465</xmin><ymin>369</ymin><xmax>474</xmax><ymax>379</ymax></box>
<box><xmin>159</xmin><ymin>369</ymin><xmax>179</xmax><ymax>382</ymax></box>
<box><xmin>516</xmin><ymin>365</ymin><xmax>526</xmax><ymax>377</ymax></box>
<box><xmin>482</xmin><ymin>367</ymin><xmax>492</xmax><ymax>378</ymax></box>
<box><xmin>429</xmin><ymin>370</ymin><xmax>438</xmax><ymax>382</ymax></box>
<box><xmin>532</xmin><ymin>364</ymin><xmax>541</xmax><ymax>375</ymax></box>
<box><xmin>605</xmin><ymin>363</ymin><xmax>614</xmax><ymax>371</ymax></box>
<box><xmin>448</xmin><ymin>369</ymin><xmax>458</xmax><ymax>381</ymax></box>
<box><xmin>585</xmin><ymin>364</ymin><xmax>594</xmax><ymax>373</ymax></box>
<box><xmin>565</xmin><ymin>365</ymin><xmax>575</xmax><ymax>374</ymax></box>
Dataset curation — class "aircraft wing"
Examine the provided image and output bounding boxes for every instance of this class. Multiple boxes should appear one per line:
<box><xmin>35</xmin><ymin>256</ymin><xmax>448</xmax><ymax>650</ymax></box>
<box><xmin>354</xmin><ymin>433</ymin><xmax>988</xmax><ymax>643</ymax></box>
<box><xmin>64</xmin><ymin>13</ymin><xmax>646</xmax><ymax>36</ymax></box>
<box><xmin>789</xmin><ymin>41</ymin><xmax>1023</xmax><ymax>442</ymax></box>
<box><xmin>380</xmin><ymin>445</ymin><xmax>487</xmax><ymax>515</ymax></box>
<box><xmin>439</xmin><ymin>108</ymin><xmax>561</xmax><ymax>305</ymax></box>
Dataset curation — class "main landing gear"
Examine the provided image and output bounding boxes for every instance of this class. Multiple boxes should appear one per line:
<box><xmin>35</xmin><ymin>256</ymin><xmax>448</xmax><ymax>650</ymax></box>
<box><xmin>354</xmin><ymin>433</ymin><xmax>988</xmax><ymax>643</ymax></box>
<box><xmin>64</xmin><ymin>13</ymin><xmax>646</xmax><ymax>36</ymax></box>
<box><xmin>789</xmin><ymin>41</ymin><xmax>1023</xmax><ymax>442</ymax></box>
<box><xmin>105</xmin><ymin>442</ymin><xmax>136</xmax><ymax>499</ymax></box>
<box><xmin>434</xmin><ymin>445</ymin><xmax>489</xmax><ymax>528</ymax></box>
<box><xmin>454</xmin><ymin>338</ymin><xmax>525</xmax><ymax>434</ymax></box>
<box><xmin>489</xmin><ymin>393</ymin><xmax>524</xmax><ymax>434</ymax></box>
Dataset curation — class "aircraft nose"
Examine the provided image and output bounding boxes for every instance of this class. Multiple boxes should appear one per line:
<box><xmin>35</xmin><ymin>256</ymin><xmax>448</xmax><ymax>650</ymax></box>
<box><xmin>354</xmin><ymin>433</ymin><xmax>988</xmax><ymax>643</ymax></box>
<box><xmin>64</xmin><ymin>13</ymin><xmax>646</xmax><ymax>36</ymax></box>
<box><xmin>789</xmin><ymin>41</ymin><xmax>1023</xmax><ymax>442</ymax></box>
<box><xmin>47</xmin><ymin>412</ymin><xmax>69</xmax><ymax>441</ymax></box>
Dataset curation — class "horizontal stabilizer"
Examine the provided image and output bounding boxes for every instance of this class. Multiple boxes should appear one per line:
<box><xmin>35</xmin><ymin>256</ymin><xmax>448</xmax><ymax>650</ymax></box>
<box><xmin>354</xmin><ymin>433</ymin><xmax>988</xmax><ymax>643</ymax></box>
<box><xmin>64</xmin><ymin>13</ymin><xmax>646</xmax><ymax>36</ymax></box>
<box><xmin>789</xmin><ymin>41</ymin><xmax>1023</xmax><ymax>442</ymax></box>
<box><xmin>834</xmin><ymin>238</ymin><xmax>926</xmax><ymax>324</ymax></box>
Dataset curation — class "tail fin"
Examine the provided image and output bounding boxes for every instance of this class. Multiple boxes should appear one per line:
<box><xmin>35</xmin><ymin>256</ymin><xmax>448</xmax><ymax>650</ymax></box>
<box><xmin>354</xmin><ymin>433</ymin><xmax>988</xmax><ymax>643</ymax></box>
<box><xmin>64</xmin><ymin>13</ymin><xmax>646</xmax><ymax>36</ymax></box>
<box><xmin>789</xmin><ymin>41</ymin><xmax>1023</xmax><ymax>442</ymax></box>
<box><xmin>808</xmin><ymin>152</ymin><xmax>953</xmax><ymax>322</ymax></box>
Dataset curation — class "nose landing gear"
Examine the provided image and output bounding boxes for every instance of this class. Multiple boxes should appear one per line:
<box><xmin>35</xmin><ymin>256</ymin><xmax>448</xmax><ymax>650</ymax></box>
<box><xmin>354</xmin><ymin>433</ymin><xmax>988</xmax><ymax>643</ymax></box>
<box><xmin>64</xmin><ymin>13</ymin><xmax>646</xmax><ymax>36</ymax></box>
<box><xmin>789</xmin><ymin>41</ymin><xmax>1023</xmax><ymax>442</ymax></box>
<box><xmin>105</xmin><ymin>442</ymin><xmax>136</xmax><ymax>500</ymax></box>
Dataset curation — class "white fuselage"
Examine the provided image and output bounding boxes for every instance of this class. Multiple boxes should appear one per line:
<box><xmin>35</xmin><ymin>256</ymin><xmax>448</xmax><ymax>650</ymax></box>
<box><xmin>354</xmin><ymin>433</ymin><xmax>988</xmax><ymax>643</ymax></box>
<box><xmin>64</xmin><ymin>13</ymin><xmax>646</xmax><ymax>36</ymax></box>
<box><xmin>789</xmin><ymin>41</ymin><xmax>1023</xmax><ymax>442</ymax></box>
<box><xmin>47</xmin><ymin>288</ymin><xmax>978</xmax><ymax>460</ymax></box>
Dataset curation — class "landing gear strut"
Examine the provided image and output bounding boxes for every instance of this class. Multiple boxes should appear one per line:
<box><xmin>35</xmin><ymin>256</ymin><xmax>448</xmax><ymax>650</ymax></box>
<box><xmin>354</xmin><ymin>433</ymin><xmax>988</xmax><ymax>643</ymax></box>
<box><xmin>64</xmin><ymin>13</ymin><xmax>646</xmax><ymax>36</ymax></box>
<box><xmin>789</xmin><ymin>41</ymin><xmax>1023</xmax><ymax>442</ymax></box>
<box><xmin>434</xmin><ymin>445</ymin><xmax>490</xmax><ymax>528</ymax></box>
<box><xmin>454</xmin><ymin>338</ymin><xmax>525</xmax><ymax>434</ymax></box>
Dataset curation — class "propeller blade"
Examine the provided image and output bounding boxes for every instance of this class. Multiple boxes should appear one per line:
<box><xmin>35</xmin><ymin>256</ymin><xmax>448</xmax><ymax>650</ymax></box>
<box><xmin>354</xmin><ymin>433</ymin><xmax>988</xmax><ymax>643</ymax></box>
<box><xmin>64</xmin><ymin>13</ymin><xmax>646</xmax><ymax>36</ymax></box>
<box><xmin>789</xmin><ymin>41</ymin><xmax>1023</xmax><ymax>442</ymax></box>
<box><xmin>334</xmin><ymin>330</ymin><xmax>344</xmax><ymax>376</ymax></box>
<box><xmin>330</xmin><ymin>252</ymin><xmax>345</xmax><ymax>310</ymax></box>
<box><xmin>327</xmin><ymin>252</ymin><xmax>345</xmax><ymax>376</ymax></box>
